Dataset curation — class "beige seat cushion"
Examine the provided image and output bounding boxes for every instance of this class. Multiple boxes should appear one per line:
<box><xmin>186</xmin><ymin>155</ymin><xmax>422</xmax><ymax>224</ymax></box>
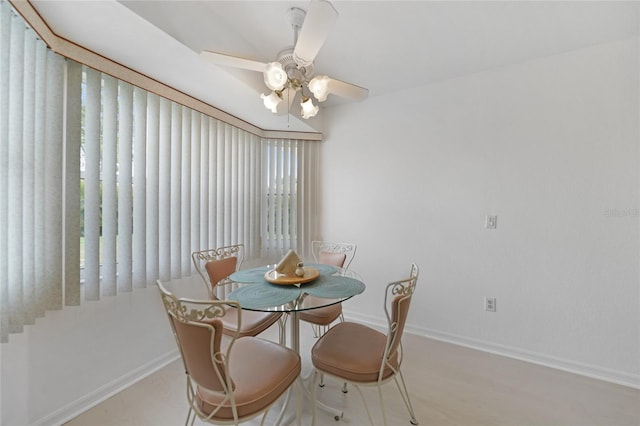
<box><xmin>318</xmin><ymin>251</ymin><xmax>347</xmax><ymax>267</ymax></box>
<box><xmin>221</xmin><ymin>307</ymin><xmax>282</xmax><ymax>338</ymax></box>
<box><xmin>196</xmin><ymin>337</ymin><xmax>301</xmax><ymax>420</ymax></box>
<box><xmin>311</xmin><ymin>321</ymin><xmax>398</xmax><ymax>383</ymax></box>
<box><xmin>298</xmin><ymin>299</ymin><xmax>342</xmax><ymax>326</ymax></box>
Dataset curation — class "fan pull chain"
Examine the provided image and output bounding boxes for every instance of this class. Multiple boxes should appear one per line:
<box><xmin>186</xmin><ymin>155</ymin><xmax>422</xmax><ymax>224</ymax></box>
<box><xmin>287</xmin><ymin>87</ymin><xmax>291</xmax><ymax>128</ymax></box>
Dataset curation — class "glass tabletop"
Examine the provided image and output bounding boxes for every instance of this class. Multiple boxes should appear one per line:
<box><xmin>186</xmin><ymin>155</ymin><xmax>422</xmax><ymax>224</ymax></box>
<box><xmin>220</xmin><ymin>264</ymin><xmax>365</xmax><ymax>313</ymax></box>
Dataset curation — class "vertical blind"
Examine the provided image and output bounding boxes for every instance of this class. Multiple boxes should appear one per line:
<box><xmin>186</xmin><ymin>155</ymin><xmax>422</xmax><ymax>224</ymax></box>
<box><xmin>0</xmin><ymin>2</ymin><xmax>319</xmax><ymax>343</ymax></box>
<box><xmin>78</xmin><ymin>70</ymin><xmax>311</xmax><ymax>294</ymax></box>
<box><xmin>1</xmin><ymin>1</ymin><xmax>70</xmax><ymax>341</ymax></box>
<box><xmin>262</xmin><ymin>138</ymin><xmax>319</xmax><ymax>261</ymax></box>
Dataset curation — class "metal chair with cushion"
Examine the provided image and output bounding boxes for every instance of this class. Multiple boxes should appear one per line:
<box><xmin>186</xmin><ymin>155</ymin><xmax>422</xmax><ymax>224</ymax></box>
<box><xmin>157</xmin><ymin>280</ymin><xmax>301</xmax><ymax>425</ymax></box>
<box><xmin>310</xmin><ymin>264</ymin><xmax>420</xmax><ymax>426</ymax></box>
<box><xmin>299</xmin><ymin>241</ymin><xmax>357</xmax><ymax>336</ymax></box>
<box><xmin>192</xmin><ymin>244</ymin><xmax>285</xmax><ymax>344</ymax></box>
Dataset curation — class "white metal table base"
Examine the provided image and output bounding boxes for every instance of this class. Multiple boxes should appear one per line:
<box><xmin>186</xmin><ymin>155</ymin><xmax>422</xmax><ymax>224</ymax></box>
<box><xmin>279</xmin><ymin>311</ymin><xmax>343</xmax><ymax>424</ymax></box>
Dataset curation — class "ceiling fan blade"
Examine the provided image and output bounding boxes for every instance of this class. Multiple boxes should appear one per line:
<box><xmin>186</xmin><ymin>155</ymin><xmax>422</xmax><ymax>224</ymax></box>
<box><xmin>327</xmin><ymin>78</ymin><xmax>369</xmax><ymax>101</ymax></box>
<box><xmin>200</xmin><ymin>50</ymin><xmax>267</xmax><ymax>73</ymax></box>
<box><xmin>293</xmin><ymin>0</ymin><xmax>338</xmax><ymax>67</ymax></box>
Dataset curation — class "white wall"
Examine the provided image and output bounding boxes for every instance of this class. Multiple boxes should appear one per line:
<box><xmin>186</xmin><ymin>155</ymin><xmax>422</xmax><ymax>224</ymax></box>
<box><xmin>0</xmin><ymin>286</ymin><xmax>177</xmax><ymax>425</ymax></box>
<box><xmin>324</xmin><ymin>38</ymin><xmax>640</xmax><ymax>387</ymax></box>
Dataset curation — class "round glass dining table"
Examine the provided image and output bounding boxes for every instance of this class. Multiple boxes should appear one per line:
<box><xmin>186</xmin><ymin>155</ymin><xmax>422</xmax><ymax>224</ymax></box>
<box><xmin>223</xmin><ymin>263</ymin><xmax>366</xmax><ymax>354</ymax></box>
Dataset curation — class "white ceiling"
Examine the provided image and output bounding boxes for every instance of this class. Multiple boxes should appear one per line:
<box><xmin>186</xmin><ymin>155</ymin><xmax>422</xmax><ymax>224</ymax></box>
<box><xmin>30</xmin><ymin>0</ymin><xmax>639</xmax><ymax>133</ymax></box>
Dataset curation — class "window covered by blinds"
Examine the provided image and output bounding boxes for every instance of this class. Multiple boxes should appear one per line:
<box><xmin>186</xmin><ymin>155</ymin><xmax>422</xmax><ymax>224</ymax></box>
<box><xmin>1</xmin><ymin>1</ymin><xmax>72</xmax><ymax>342</ymax></box>
<box><xmin>0</xmin><ymin>1</ymin><xmax>319</xmax><ymax>342</ymax></box>
<box><xmin>79</xmin><ymin>67</ymin><xmax>270</xmax><ymax>298</ymax></box>
<box><xmin>262</xmin><ymin>138</ymin><xmax>319</xmax><ymax>261</ymax></box>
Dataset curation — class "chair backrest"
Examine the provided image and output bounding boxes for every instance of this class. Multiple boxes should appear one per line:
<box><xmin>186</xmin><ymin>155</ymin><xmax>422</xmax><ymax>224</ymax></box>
<box><xmin>157</xmin><ymin>280</ymin><xmax>240</xmax><ymax>397</ymax></box>
<box><xmin>311</xmin><ymin>241</ymin><xmax>357</xmax><ymax>269</ymax></box>
<box><xmin>382</xmin><ymin>263</ymin><xmax>419</xmax><ymax>368</ymax></box>
<box><xmin>192</xmin><ymin>244</ymin><xmax>244</xmax><ymax>299</ymax></box>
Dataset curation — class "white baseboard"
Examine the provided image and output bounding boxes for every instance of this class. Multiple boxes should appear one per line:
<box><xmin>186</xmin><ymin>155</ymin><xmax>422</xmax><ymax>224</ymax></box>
<box><xmin>343</xmin><ymin>310</ymin><xmax>640</xmax><ymax>390</ymax></box>
<box><xmin>34</xmin><ymin>349</ymin><xmax>180</xmax><ymax>426</ymax></box>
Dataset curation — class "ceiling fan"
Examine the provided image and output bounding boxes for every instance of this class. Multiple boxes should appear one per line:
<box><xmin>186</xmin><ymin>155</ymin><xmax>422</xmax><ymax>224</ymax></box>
<box><xmin>200</xmin><ymin>0</ymin><xmax>368</xmax><ymax>120</ymax></box>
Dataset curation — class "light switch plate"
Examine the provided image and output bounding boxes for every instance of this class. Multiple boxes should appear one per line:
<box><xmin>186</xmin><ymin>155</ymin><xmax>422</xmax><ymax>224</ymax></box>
<box><xmin>485</xmin><ymin>297</ymin><xmax>497</xmax><ymax>312</ymax></box>
<box><xmin>485</xmin><ymin>215</ymin><xmax>498</xmax><ymax>229</ymax></box>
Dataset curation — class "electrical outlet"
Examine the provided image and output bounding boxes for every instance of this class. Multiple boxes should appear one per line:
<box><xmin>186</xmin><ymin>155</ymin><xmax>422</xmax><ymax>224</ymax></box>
<box><xmin>485</xmin><ymin>215</ymin><xmax>498</xmax><ymax>229</ymax></box>
<box><xmin>485</xmin><ymin>297</ymin><xmax>496</xmax><ymax>312</ymax></box>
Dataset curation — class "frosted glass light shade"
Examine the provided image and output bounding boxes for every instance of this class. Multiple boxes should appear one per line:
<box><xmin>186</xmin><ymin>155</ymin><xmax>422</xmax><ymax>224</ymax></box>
<box><xmin>263</xmin><ymin>62</ymin><xmax>288</xmax><ymax>91</ymax></box>
<box><xmin>308</xmin><ymin>75</ymin><xmax>330</xmax><ymax>102</ymax></box>
<box><xmin>261</xmin><ymin>91</ymin><xmax>282</xmax><ymax>113</ymax></box>
<box><xmin>301</xmin><ymin>97</ymin><xmax>319</xmax><ymax>119</ymax></box>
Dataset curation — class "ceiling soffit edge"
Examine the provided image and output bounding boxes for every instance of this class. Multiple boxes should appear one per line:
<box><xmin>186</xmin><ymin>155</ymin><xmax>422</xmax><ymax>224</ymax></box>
<box><xmin>8</xmin><ymin>0</ymin><xmax>323</xmax><ymax>142</ymax></box>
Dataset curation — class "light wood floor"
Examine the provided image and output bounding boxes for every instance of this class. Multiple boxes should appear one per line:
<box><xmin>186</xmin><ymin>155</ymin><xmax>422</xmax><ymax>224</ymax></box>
<box><xmin>65</xmin><ymin>323</ymin><xmax>640</xmax><ymax>426</ymax></box>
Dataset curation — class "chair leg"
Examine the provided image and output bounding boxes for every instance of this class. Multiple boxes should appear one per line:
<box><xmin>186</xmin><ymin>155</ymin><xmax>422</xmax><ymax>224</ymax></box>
<box><xmin>273</xmin><ymin>387</ymin><xmax>292</xmax><ymax>425</ymax></box>
<box><xmin>394</xmin><ymin>370</ymin><xmax>419</xmax><ymax>425</ymax></box>
<box><xmin>377</xmin><ymin>384</ymin><xmax>388</xmax><ymax>426</ymax></box>
<box><xmin>311</xmin><ymin>324</ymin><xmax>320</xmax><ymax>338</ymax></box>
<box><xmin>185</xmin><ymin>379</ymin><xmax>197</xmax><ymax>426</ymax></box>
<box><xmin>316</xmin><ymin>373</ymin><xmax>347</xmax><ymax>392</ymax></box>
<box><xmin>353</xmin><ymin>384</ymin><xmax>376</xmax><ymax>425</ymax></box>
<box><xmin>185</xmin><ymin>406</ymin><xmax>194</xmax><ymax>426</ymax></box>
<box><xmin>311</xmin><ymin>370</ymin><xmax>318</xmax><ymax>426</ymax></box>
<box><xmin>338</xmin><ymin>314</ymin><xmax>348</xmax><ymax>394</ymax></box>
<box><xmin>295</xmin><ymin>379</ymin><xmax>302</xmax><ymax>426</ymax></box>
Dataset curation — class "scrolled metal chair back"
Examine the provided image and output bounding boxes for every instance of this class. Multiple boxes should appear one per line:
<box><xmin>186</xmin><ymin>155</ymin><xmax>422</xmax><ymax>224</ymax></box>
<box><xmin>157</xmin><ymin>280</ymin><xmax>242</xmax><ymax>418</ymax></box>
<box><xmin>192</xmin><ymin>244</ymin><xmax>245</xmax><ymax>299</ymax></box>
<box><xmin>311</xmin><ymin>241</ymin><xmax>357</xmax><ymax>269</ymax></box>
<box><xmin>382</xmin><ymin>263</ymin><xmax>419</xmax><ymax>374</ymax></box>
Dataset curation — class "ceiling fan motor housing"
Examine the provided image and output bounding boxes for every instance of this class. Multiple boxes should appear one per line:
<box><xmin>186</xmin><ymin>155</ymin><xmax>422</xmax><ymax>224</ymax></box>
<box><xmin>277</xmin><ymin>47</ymin><xmax>314</xmax><ymax>86</ymax></box>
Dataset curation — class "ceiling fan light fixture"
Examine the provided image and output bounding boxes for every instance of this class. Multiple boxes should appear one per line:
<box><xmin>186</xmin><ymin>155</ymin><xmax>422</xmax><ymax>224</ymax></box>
<box><xmin>308</xmin><ymin>75</ymin><xmax>330</xmax><ymax>102</ymax></box>
<box><xmin>264</xmin><ymin>62</ymin><xmax>288</xmax><ymax>91</ymax></box>
<box><xmin>300</xmin><ymin>95</ymin><xmax>319</xmax><ymax>119</ymax></box>
<box><xmin>201</xmin><ymin>0</ymin><xmax>368</xmax><ymax>122</ymax></box>
<box><xmin>261</xmin><ymin>91</ymin><xmax>283</xmax><ymax>113</ymax></box>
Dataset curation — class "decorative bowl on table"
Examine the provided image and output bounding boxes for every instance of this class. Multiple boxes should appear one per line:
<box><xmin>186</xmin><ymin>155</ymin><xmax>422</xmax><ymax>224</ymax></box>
<box><xmin>264</xmin><ymin>267</ymin><xmax>320</xmax><ymax>285</ymax></box>
<box><xmin>264</xmin><ymin>249</ymin><xmax>320</xmax><ymax>285</ymax></box>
